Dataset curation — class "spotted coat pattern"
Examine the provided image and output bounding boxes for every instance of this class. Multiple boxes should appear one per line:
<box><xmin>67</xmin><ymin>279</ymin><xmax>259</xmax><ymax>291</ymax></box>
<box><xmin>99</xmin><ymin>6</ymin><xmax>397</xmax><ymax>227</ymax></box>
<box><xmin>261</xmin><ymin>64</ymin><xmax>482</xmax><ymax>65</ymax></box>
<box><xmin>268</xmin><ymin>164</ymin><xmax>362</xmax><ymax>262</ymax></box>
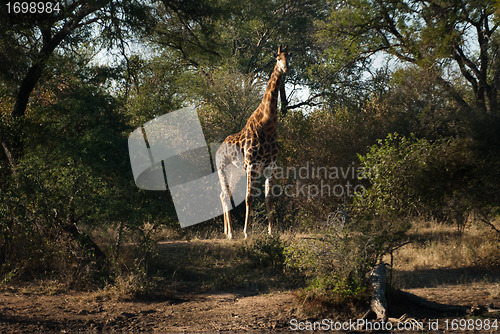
<box><xmin>216</xmin><ymin>46</ymin><xmax>289</xmax><ymax>239</ymax></box>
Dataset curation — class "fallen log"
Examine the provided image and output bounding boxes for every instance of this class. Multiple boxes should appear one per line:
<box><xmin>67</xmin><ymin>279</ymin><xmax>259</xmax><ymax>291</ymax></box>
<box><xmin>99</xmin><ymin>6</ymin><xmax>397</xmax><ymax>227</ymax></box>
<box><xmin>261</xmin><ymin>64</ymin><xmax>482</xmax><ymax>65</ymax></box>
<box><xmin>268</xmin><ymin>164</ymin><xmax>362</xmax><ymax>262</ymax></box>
<box><xmin>368</xmin><ymin>262</ymin><xmax>489</xmax><ymax>321</ymax></box>
<box><xmin>487</xmin><ymin>304</ymin><xmax>500</xmax><ymax>313</ymax></box>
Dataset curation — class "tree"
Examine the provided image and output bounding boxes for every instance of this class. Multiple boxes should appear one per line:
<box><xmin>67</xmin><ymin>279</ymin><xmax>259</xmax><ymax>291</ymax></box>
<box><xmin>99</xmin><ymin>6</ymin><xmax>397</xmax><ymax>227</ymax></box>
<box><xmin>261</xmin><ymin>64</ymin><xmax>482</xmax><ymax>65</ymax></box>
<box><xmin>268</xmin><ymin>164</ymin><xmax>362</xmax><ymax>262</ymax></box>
<box><xmin>0</xmin><ymin>0</ymin><xmax>156</xmax><ymax>215</ymax></box>
<box><xmin>316</xmin><ymin>0</ymin><xmax>500</xmax><ymax>114</ymax></box>
<box><xmin>154</xmin><ymin>0</ymin><xmax>327</xmax><ymax>109</ymax></box>
<box><xmin>0</xmin><ymin>0</ymin><xmax>155</xmax><ymax>118</ymax></box>
<box><xmin>0</xmin><ymin>0</ymin><xmax>161</xmax><ymax>280</ymax></box>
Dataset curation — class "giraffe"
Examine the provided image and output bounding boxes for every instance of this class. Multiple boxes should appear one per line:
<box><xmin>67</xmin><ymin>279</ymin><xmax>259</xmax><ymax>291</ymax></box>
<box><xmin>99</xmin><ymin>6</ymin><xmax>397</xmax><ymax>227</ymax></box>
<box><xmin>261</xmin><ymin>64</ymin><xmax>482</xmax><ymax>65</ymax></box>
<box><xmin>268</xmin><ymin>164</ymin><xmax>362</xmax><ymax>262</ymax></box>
<box><xmin>216</xmin><ymin>45</ymin><xmax>289</xmax><ymax>239</ymax></box>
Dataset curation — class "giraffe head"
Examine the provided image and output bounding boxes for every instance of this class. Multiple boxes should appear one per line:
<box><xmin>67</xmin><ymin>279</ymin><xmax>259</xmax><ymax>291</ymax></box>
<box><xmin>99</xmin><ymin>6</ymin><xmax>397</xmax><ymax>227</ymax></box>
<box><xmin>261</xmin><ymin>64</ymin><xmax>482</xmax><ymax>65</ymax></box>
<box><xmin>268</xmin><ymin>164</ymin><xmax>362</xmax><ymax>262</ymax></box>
<box><xmin>276</xmin><ymin>45</ymin><xmax>289</xmax><ymax>74</ymax></box>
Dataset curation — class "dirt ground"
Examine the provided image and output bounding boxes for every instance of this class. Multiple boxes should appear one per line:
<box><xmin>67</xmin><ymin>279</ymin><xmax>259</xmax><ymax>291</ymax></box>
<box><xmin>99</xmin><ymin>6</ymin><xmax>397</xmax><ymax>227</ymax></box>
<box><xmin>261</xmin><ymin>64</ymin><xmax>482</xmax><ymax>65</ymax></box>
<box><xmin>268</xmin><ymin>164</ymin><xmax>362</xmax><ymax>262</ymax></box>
<box><xmin>0</xmin><ymin>239</ymin><xmax>498</xmax><ymax>332</ymax></box>
<box><xmin>0</xmin><ymin>283</ymin><xmax>498</xmax><ymax>332</ymax></box>
<box><xmin>0</xmin><ymin>289</ymin><xmax>298</xmax><ymax>332</ymax></box>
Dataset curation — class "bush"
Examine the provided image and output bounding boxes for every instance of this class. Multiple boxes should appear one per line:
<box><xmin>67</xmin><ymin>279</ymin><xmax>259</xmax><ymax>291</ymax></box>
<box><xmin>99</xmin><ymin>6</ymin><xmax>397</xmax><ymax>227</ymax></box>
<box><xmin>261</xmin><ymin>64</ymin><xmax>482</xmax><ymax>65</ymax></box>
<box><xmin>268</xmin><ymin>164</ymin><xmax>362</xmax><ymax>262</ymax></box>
<box><xmin>0</xmin><ymin>83</ymin><xmax>173</xmax><ymax>287</ymax></box>
<box><xmin>285</xmin><ymin>221</ymin><xmax>380</xmax><ymax>316</ymax></box>
<box><xmin>245</xmin><ymin>234</ymin><xmax>287</xmax><ymax>269</ymax></box>
<box><xmin>356</xmin><ymin>133</ymin><xmax>476</xmax><ymax>231</ymax></box>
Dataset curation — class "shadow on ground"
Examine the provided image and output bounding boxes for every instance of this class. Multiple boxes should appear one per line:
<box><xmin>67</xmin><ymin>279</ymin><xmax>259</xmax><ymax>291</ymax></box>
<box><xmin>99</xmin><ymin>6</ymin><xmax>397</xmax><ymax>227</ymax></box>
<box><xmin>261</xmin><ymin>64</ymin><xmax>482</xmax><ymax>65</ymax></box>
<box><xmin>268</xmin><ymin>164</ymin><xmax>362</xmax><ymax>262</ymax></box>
<box><xmin>153</xmin><ymin>239</ymin><xmax>304</xmax><ymax>295</ymax></box>
<box><xmin>392</xmin><ymin>267</ymin><xmax>500</xmax><ymax>289</ymax></box>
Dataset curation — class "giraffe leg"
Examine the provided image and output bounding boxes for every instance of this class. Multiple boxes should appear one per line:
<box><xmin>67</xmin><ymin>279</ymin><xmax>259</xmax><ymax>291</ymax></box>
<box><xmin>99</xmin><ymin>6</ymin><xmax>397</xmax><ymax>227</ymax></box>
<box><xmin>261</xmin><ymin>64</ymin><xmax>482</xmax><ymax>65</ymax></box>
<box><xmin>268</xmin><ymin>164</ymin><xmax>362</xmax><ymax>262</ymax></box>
<box><xmin>243</xmin><ymin>168</ymin><xmax>255</xmax><ymax>240</ymax></box>
<box><xmin>218</xmin><ymin>168</ymin><xmax>233</xmax><ymax>239</ymax></box>
<box><xmin>265</xmin><ymin>176</ymin><xmax>274</xmax><ymax>235</ymax></box>
<box><xmin>220</xmin><ymin>192</ymin><xmax>232</xmax><ymax>239</ymax></box>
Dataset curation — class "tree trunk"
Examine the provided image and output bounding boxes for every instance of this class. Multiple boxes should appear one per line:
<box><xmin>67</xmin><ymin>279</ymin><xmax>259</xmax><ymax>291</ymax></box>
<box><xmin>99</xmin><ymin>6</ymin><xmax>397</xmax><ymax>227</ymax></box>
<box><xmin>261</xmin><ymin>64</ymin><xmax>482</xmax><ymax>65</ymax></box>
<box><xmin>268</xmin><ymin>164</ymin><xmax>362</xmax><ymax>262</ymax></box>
<box><xmin>10</xmin><ymin>2</ymin><xmax>101</xmax><ymax>118</ymax></box>
<box><xmin>11</xmin><ymin>62</ymin><xmax>45</xmax><ymax>118</ymax></box>
<box><xmin>280</xmin><ymin>81</ymin><xmax>288</xmax><ymax>115</ymax></box>
<box><xmin>60</xmin><ymin>221</ymin><xmax>106</xmax><ymax>262</ymax></box>
<box><xmin>370</xmin><ymin>262</ymin><xmax>387</xmax><ymax>320</ymax></box>
<box><xmin>63</xmin><ymin>196</ymin><xmax>107</xmax><ymax>271</ymax></box>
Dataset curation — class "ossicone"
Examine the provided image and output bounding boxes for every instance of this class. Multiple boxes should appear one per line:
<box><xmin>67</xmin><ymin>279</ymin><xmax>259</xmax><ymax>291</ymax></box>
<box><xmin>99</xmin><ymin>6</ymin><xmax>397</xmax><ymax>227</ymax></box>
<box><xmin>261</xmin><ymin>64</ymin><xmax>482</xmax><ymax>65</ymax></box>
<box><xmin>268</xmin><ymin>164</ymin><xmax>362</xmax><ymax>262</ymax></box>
<box><xmin>278</xmin><ymin>45</ymin><xmax>288</xmax><ymax>54</ymax></box>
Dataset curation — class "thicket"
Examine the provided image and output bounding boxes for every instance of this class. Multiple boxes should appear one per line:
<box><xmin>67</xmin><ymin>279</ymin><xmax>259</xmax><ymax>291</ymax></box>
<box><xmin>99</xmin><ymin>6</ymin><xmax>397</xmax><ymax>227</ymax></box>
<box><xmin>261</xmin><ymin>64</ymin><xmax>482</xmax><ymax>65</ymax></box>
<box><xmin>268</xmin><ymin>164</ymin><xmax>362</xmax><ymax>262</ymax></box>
<box><xmin>0</xmin><ymin>0</ymin><xmax>499</xmax><ymax>316</ymax></box>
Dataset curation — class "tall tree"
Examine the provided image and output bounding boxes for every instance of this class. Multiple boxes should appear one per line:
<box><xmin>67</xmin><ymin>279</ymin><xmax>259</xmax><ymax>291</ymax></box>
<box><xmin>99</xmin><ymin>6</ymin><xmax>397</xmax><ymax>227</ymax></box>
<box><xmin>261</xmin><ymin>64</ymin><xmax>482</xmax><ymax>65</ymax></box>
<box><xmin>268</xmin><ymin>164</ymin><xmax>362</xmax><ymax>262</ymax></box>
<box><xmin>0</xmin><ymin>0</ymin><xmax>155</xmax><ymax>118</ymax></box>
<box><xmin>316</xmin><ymin>0</ymin><xmax>500</xmax><ymax>114</ymax></box>
<box><xmin>155</xmin><ymin>0</ymin><xmax>327</xmax><ymax>109</ymax></box>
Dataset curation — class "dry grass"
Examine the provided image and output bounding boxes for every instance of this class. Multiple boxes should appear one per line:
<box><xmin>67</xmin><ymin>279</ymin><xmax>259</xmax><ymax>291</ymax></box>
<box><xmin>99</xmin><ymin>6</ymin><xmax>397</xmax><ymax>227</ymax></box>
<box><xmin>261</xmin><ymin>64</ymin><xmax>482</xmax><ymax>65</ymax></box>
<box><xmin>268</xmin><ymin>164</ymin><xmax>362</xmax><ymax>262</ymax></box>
<box><xmin>387</xmin><ymin>220</ymin><xmax>500</xmax><ymax>291</ymax></box>
<box><xmin>0</xmin><ymin>279</ymin><xmax>69</xmax><ymax>296</ymax></box>
<box><xmin>85</xmin><ymin>232</ymin><xmax>300</xmax><ymax>302</ymax></box>
<box><xmin>390</xmin><ymin>220</ymin><xmax>500</xmax><ymax>271</ymax></box>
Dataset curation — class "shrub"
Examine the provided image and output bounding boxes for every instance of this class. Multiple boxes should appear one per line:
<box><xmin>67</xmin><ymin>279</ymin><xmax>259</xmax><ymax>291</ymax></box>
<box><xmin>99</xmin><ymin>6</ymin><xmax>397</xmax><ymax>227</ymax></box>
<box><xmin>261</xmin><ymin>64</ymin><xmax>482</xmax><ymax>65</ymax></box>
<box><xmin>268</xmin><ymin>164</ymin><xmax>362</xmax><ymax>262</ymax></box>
<box><xmin>245</xmin><ymin>234</ymin><xmax>287</xmax><ymax>269</ymax></box>
<box><xmin>356</xmin><ymin>133</ymin><xmax>476</xmax><ymax>231</ymax></box>
<box><xmin>285</xmin><ymin>221</ymin><xmax>380</xmax><ymax>316</ymax></box>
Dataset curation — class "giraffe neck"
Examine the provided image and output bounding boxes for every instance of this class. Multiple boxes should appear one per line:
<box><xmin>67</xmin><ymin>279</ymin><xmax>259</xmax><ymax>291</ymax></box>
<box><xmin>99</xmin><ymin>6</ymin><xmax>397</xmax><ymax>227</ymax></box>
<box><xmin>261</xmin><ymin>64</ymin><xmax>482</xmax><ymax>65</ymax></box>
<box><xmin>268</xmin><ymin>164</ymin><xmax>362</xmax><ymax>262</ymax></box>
<box><xmin>256</xmin><ymin>63</ymin><xmax>283</xmax><ymax>124</ymax></box>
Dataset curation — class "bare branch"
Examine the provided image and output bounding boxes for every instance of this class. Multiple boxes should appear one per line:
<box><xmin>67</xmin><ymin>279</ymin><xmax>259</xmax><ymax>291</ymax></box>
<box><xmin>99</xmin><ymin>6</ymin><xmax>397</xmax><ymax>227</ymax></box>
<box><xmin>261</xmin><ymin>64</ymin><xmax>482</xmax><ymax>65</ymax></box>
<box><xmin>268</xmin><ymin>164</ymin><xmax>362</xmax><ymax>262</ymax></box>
<box><xmin>286</xmin><ymin>93</ymin><xmax>326</xmax><ymax>111</ymax></box>
<box><xmin>435</xmin><ymin>76</ymin><xmax>473</xmax><ymax>112</ymax></box>
<box><xmin>375</xmin><ymin>28</ymin><xmax>415</xmax><ymax>63</ymax></box>
<box><xmin>478</xmin><ymin>211</ymin><xmax>500</xmax><ymax>234</ymax></box>
<box><xmin>1</xmin><ymin>141</ymin><xmax>19</xmax><ymax>186</ymax></box>
<box><xmin>452</xmin><ymin>49</ymin><xmax>479</xmax><ymax>93</ymax></box>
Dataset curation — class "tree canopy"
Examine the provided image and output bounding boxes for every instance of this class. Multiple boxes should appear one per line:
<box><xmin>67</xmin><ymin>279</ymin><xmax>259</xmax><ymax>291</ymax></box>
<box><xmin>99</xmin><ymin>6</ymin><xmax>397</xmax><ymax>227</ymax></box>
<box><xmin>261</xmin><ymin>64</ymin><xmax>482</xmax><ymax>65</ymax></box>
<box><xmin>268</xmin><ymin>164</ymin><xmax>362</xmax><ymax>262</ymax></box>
<box><xmin>0</xmin><ymin>0</ymin><xmax>499</xmax><ymax>288</ymax></box>
<box><xmin>316</xmin><ymin>0</ymin><xmax>500</xmax><ymax>113</ymax></box>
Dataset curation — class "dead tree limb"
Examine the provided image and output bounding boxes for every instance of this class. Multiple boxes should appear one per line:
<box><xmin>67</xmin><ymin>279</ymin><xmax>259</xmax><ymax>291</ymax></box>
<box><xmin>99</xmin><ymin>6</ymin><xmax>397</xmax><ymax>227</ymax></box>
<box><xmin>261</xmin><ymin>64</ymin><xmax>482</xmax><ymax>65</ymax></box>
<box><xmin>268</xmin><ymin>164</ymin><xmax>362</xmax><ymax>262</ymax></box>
<box><xmin>479</xmin><ymin>215</ymin><xmax>500</xmax><ymax>234</ymax></box>
<box><xmin>487</xmin><ymin>304</ymin><xmax>500</xmax><ymax>313</ymax></box>
<box><xmin>1</xmin><ymin>141</ymin><xmax>19</xmax><ymax>186</ymax></box>
<box><xmin>370</xmin><ymin>262</ymin><xmax>387</xmax><ymax>320</ymax></box>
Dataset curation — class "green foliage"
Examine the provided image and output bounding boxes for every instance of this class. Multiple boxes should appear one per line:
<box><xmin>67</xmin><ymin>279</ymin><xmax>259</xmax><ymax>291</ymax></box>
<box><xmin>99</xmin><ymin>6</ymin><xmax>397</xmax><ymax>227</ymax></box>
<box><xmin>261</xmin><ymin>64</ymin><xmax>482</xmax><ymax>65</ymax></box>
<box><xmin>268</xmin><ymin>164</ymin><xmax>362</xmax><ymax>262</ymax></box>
<box><xmin>1</xmin><ymin>0</ymin><xmax>499</xmax><ymax>299</ymax></box>
<box><xmin>155</xmin><ymin>0</ymin><xmax>325</xmax><ymax>77</ymax></box>
<box><xmin>315</xmin><ymin>0</ymin><xmax>500</xmax><ymax>114</ymax></box>
<box><xmin>193</xmin><ymin>62</ymin><xmax>262</xmax><ymax>142</ymax></box>
<box><xmin>0</xmin><ymin>85</ymin><xmax>125</xmax><ymax>282</ymax></box>
<box><xmin>1</xmin><ymin>72</ymin><xmax>176</xmax><ymax>285</ymax></box>
<box><xmin>245</xmin><ymin>234</ymin><xmax>287</xmax><ymax>269</ymax></box>
<box><xmin>20</xmin><ymin>85</ymin><xmax>129</xmax><ymax>222</ymax></box>
<box><xmin>277</xmin><ymin>100</ymin><xmax>404</xmax><ymax>229</ymax></box>
<box><xmin>285</xmin><ymin>226</ymin><xmax>376</xmax><ymax>315</ymax></box>
<box><xmin>356</xmin><ymin>133</ymin><xmax>479</xmax><ymax>230</ymax></box>
<box><xmin>386</xmin><ymin>66</ymin><xmax>467</xmax><ymax>139</ymax></box>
